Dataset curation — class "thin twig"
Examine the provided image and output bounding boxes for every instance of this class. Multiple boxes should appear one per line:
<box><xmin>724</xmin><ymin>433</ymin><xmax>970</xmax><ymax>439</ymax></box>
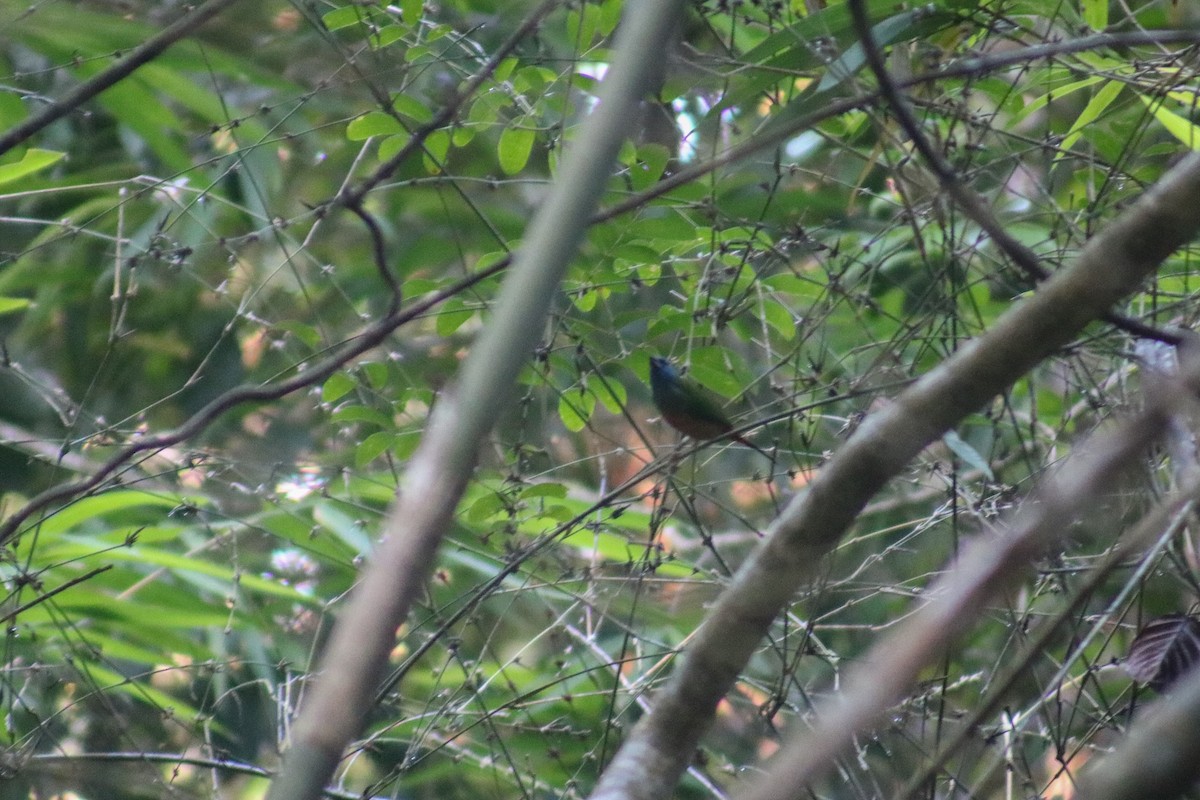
<box><xmin>0</xmin><ymin>565</ymin><xmax>112</xmax><ymax>625</ymax></box>
<box><xmin>23</xmin><ymin>751</ymin><xmax>362</xmax><ymax>800</ymax></box>
<box><xmin>847</xmin><ymin>0</ymin><xmax>1178</xmax><ymax>344</ymax></box>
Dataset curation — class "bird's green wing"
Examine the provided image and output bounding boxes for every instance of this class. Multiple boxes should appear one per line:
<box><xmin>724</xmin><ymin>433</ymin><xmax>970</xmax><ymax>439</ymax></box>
<box><xmin>676</xmin><ymin>376</ymin><xmax>735</xmax><ymax>427</ymax></box>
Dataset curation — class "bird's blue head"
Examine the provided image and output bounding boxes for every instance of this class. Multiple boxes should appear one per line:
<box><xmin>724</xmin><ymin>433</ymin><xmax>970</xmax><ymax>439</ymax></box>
<box><xmin>649</xmin><ymin>356</ymin><xmax>678</xmax><ymax>385</ymax></box>
<box><xmin>648</xmin><ymin>357</ymin><xmax>685</xmax><ymax>405</ymax></box>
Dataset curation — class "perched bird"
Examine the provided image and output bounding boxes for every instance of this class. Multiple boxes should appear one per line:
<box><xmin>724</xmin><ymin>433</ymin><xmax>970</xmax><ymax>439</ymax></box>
<box><xmin>648</xmin><ymin>356</ymin><xmax>766</xmax><ymax>454</ymax></box>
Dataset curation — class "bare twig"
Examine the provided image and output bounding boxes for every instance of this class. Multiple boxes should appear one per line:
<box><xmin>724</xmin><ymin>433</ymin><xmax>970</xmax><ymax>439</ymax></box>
<box><xmin>0</xmin><ymin>564</ymin><xmax>112</xmax><ymax>625</ymax></box>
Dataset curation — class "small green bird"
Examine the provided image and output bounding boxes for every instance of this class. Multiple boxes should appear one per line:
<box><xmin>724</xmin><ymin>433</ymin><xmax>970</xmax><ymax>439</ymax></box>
<box><xmin>648</xmin><ymin>356</ymin><xmax>765</xmax><ymax>454</ymax></box>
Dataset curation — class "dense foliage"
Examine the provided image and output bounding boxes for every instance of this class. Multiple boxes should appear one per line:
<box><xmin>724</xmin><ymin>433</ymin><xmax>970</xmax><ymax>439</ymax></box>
<box><xmin>0</xmin><ymin>0</ymin><xmax>1199</xmax><ymax>797</ymax></box>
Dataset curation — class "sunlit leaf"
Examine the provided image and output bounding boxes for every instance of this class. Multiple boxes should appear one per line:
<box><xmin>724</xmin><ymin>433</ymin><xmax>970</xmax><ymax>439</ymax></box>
<box><xmin>1082</xmin><ymin>0</ymin><xmax>1107</xmax><ymax>31</ymax></box>
<box><xmin>0</xmin><ymin>296</ymin><xmax>31</xmax><ymax>315</ymax></box>
<box><xmin>1139</xmin><ymin>93</ymin><xmax>1200</xmax><ymax>150</ymax></box>
<box><xmin>558</xmin><ymin>391</ymin><xmax>594</xmax><ymax>432</ymax></box>
<box><xmin>323</xmin><ymin>6</ymin><xmax>363</xmax><ymax>31</ymax></box>
<box><xmin>1057</xmin><ymin>80</ymin><xmax>1123</xmax><ymax>159</ymax></box>
<box><xmin>498</xmin><ymin>124</ymin><xmax>536</xmax><ymax>175</ymax></box>
<box><xmin>0</xmin><ymin>148</ymin><xmax>63</xmax><ymax>187</ymax></box>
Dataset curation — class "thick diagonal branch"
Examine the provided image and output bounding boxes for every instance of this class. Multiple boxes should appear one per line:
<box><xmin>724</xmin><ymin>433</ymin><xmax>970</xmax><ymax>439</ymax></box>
<box><xmin>586</xmin><ymin>149</ymin><xmax>1200</xmax><ymax>800</ymax></box>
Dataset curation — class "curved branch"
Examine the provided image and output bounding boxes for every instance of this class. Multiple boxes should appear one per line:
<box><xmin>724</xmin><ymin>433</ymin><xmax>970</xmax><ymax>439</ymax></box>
<box><xmin>0</xmin><ymin>254</ymin><xmax>511</xmax><ymax>546</ymax></box>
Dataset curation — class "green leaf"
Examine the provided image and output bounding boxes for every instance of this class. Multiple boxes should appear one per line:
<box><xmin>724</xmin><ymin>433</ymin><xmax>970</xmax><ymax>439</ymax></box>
<box><xmin>32</xmin><ymin>492</ymin><xmax>182</xmax><ymax>537</ymax></box>
<box><xmin>436</xmin><ymin>298</ymin><xmax>475</xmax><ymax>336</ymax></box>
<box><xmin>943</xmin><ymin>430</ymin><xmax>994</xmax><ymax>480</ymax></box>
<box><xmin>141</xmin><ymin>63</ymin><xmax>255</xmax><ymax>132</ymax></box>
<box><xmin>817</xmin><ymin>8</ymin><xmax>932</xmax><ymax>92</ymax></box>
<box><xmin>498</xmin><ymin>124</ymin><xmax>535</xmax><ymax>175</ymax></box>
<box><xmin>0</xmin><ymin>148</ymin><xmax>63</xmax><ymax>187</ymax></box>
<box><xmin>561</xmin><ymin>525</ymin><xmax>692</xmax><ymax>577</ymax></box>
<box><xmin>520</xmin><ymin>483</ymin><xmax>568</xmax><ymax>501</ymax></box>
<box><xmin>495</xmin><ymin>57</ymin><xmax>518</xmax><ymax>82</ymax></box>
<box><xmin>392</xmin><ymin>94</ymin><xmax>433</xmax><ymax>124</ymax></box>
<box><xmin>595</xmin><ymin>376</ymin><xmax>627</xmax><ymax>415</ymax></box>
<box><xmin>277</xmin><ymin>322</ymin><xmax>322</xmax><ymax>349</ymax></box>
<box><xmin>761</xmin><ymin>300</ymin><xmax>797</xmax><ymax>340</ymax></box>
<box><xmin>86</xmin><ymin>664</ymin><xmax>208</xmax><ymax>726</ymax></box>
<box><xmin>423</xmin><ymin>128</ymin><xmax>451</xmax><ymax>173</ymax></box>
<box><xmin>1057</xmin><ymin>80</ymin><xmax>1123</xmax><ymax>159</ymax></box>
<box><xmin>331</xmin><ymin>404</ymin><xmax>392</xmax><ymax>428</ymax></box>
<box><xmin>1081</xmin><ymin>0</ymin><xmax>1107</xmax><ymax>31</ymax></box>
<box><xmin>347</xmin><ymin>111</ymin><xmax>405</xmax><ymax>140</ymax></box>
<box><xmin>361</xmin><ymin>361</ymin><xmax>390</xmax><ymax>389</ymax></box>
<box><xmin>323</xmin><ymin>6</ymin><xmax>363</xmax><ymax>31</ymax></box>
<box><xmin>314</xmin><ymin>500</ymin><xmax>374</xmax><ymax>555</ymax></box>
<box><xmin>0</xmin><ymin>296</ymin><xmax>31</xmax><ymax>315</ymax></box>
<box><xmin>322</xmin><ymin>372</ymin><xmax>356</xmax><ymax>403</ymax></box>
<box><xmin>629</xmin><ymin>144</ymin><xmax>670</xmax><ymax>190</ymax></box>
<box><xmin>453</xmin><ymin>125</ymin><xmax>475</xmax><ymax>147</ymax></box>
<box><xmin>372</xmin><ymin>25</ymin><xmax>407</xmax><ymax>49</ymax></box>
<box><xmin>628</xmin><ymin>213</ymin><xmax>697</xmax><ymax>242</ymax></box>
<box><xmin>568</xmin><ymin>283</ymin><xmax>598</xmax><ymax>311</ymax></box>
<box><xmin>688</xmin><ymin>349</ymin><xmax>743</xmax><ymax>399</ymax></box>
<box><xmin>53</xmin><ymin>542</ymin><xmax>310</xmax><ymax>602</ymax></box>
<box><xmin>378</xmin><ymin>134</ymin><xmax>408</xmax><ymax>162</ymax></box>
<box><xmin>1012</xmin><ymin>75</ymin><xmax>1104</xmax><ymax>125</ymax></box>
<box><xmin>400</xmin><ymin>0</ymin><xmax>422</xmax><ymax>23</ymax></box>
<box><xmin>356</xmin><ymin>431</ymin><xmax>397</xmax><ymax>468</ymax></box>
<box><xmin>465</xmin><ymin>490</ymin><xmax>507</xmax><ymax>523</ymax></box>
<box><xmin>0</xmin><ymin>92</ymin><xmax>27</xmax><ymax>127</ymax></box>
<box><xmin>565</xmin><ymin>4</ymin><xmax>600</xmax><ymax>48</ymax></box>
<box><xmin>92</xmin><ymin>75</ymin><xmax>190</xmax><ymax>170</ymax></box>
<box><xmin>393</xmin><ymin>430</ymin><xmax>422</xmax><ymax>460</ymax></box>
<box><xmin>1139</xmin><ymin>93</ymin><xmax>1200</xmax><ymax>150</ymax></box>
<box><xmin>558</xmin><ymin>391</ymin><xmax>594</xmax><ymax>432</ymax></box>
<box><xmin>599</xmin><ymin>0</ymin><xmax>623</xmax><ymax>36</ymax></box>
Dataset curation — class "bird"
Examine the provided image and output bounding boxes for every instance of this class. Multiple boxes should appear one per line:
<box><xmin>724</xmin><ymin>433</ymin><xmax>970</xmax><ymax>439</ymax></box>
<box><xmin>648</xmin><ymin>356</ymin><xmax>767</xmax><ymax>455</ymax></box>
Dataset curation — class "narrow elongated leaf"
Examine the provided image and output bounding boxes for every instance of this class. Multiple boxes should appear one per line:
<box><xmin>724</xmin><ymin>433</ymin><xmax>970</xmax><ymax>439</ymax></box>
<box><xmin>0</xmin><ymin>148</ymin><xmax>63</xmax><ymax>186</ymax></box>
